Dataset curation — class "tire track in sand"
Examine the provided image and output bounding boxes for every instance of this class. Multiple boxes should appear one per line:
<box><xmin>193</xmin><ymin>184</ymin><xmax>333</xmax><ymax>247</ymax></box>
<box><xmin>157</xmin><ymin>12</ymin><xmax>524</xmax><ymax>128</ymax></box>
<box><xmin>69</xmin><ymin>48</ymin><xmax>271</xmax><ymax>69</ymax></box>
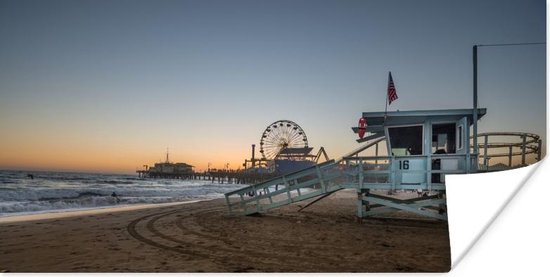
<box><xmin>127</xmin><ymin>206</ymin><xmax>346</xmax><ymax>271</ymax></box>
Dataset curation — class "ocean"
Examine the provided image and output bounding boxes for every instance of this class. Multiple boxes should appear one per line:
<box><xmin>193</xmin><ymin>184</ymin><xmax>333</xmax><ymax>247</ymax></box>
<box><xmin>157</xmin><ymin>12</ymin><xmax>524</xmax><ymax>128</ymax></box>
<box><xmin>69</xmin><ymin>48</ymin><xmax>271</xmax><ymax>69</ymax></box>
<box><xmin>0</xmin><ymin>170</ymin><xmax>247</xmax><ymax>217</ymax></box>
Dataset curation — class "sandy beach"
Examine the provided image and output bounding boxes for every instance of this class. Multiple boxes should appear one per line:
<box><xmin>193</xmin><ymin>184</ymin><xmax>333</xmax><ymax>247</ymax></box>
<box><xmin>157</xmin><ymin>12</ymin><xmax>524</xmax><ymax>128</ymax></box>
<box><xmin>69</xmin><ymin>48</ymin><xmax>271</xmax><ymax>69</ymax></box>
<box><xmin>0</xmin><ymin>190</ymin><xmax>450</xmax><ymax>272</ymax></box>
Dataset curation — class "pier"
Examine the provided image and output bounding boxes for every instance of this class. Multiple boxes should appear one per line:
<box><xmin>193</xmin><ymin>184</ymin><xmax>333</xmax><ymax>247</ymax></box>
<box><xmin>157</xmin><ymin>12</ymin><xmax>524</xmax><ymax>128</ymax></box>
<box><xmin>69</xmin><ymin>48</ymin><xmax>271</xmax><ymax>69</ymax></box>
<box><xmin>137</xmin><ymin>120</ymin><xmax>329</xmax><ymax>185</ymax></box>
<box><xmin>136</xmin><ymin>169</ymin><xmax>278</xmax><ymax>184</ymax></box>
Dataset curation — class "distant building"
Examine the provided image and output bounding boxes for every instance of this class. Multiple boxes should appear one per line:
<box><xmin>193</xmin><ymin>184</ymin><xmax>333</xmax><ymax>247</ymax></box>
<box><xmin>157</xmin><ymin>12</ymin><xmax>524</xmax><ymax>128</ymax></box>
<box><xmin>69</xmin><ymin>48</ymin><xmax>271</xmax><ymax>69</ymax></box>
<box><xmin>272</xmin><ymin>147</ymin><xmax>317</xmax><ymax>174</ymax></box>
<box><xmin>149</xmin><ymin>162</ymin><xmax>194</xmax><ymax>174</ymax></box>
<box><xmin>137</xmin><ymin>150</ymin><xmax>194</xmax><ymax>178</ymax></box>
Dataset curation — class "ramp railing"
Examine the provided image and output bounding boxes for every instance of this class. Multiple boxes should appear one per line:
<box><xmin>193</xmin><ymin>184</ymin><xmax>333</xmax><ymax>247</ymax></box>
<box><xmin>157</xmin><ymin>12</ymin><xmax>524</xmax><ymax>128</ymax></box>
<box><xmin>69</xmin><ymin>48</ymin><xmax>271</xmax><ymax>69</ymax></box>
<box><xmin>224</xmin><ymin>159</ymin><xmax>344</xmax><ymax>215</ymax></box>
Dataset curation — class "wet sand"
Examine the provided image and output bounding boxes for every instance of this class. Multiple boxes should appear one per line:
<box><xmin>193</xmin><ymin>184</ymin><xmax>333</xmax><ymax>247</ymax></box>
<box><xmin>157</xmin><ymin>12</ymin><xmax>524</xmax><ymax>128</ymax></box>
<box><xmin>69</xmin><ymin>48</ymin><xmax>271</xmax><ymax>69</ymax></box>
<box><xmin>0</xmin><ymin>190</ymin><xmax>450</xmax><ymax>272</ymax></box>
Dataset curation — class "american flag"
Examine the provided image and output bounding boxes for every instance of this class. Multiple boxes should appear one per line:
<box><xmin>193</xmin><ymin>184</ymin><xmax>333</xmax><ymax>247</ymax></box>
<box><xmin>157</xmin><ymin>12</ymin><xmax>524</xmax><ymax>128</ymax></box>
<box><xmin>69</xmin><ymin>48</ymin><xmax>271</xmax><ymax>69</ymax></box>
<box><xmin>387</xmin><ymin>72</ymin><xmax>398</xmax><ymax>105</ymax></box>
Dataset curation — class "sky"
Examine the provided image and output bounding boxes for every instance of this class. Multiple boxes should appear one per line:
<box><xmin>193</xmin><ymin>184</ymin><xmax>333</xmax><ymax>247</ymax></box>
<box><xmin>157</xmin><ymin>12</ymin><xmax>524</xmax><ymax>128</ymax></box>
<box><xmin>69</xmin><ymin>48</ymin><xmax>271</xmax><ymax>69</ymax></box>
<box><xmin>0</xmin><ymin>0</ymin><xmax>546</xmax><ymax>173</ymax></box>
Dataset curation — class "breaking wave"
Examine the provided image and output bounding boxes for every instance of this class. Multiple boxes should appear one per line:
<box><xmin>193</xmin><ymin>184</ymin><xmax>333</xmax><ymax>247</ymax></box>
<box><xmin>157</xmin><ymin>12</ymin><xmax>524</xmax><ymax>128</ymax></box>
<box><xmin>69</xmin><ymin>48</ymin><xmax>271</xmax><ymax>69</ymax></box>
<box><xmin>0</xmin><ymin>171</ymin><xmax>247</xmax><ymax>216</ymax></box>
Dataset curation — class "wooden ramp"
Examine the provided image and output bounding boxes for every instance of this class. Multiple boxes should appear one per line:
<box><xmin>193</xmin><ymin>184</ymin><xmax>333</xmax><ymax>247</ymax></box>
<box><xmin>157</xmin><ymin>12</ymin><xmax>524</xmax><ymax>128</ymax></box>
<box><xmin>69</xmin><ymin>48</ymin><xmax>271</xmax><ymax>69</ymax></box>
<box><xmin>224</xmin><ymin>160</ymin><xmax>344</xmax><ymax>215</ymax></box>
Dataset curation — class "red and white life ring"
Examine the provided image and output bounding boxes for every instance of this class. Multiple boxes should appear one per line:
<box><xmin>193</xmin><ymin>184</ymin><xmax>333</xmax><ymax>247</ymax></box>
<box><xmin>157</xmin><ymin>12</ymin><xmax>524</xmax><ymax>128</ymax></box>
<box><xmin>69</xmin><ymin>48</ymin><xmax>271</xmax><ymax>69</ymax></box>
<box><xmin>358</xmin><ymin>117</ymin><xmax>367</xmax><ymax>139</ymax></box>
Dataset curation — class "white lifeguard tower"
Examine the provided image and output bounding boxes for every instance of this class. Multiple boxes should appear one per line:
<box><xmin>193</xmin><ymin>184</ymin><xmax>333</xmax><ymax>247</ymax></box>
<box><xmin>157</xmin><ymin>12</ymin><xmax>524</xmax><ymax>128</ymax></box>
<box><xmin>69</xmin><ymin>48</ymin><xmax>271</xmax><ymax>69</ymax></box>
<box><xmin>344</xmin><ymin>108</ymin><xmax>486</xmax><ymax>219</ymax></box>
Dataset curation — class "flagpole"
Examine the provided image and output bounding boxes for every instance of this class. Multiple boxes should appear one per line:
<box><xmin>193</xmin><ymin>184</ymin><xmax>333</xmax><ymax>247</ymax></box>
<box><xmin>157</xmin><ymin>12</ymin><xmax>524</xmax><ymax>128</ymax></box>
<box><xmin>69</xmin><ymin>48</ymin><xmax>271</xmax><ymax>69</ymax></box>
<box><xmin>472</xmin><ymin>45</ymin><xmax>478</xmax><ymax>171</ymax></box>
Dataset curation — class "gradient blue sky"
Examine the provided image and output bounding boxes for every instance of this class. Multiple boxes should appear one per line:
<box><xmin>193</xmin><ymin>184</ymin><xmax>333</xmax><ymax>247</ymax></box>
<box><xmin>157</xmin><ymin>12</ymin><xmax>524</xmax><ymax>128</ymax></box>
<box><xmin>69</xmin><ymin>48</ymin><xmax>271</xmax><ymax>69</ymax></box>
<box><xmin>0</xmin><ymin>0</ymin><xmax>546</xmax><ymax>173</ymax></box>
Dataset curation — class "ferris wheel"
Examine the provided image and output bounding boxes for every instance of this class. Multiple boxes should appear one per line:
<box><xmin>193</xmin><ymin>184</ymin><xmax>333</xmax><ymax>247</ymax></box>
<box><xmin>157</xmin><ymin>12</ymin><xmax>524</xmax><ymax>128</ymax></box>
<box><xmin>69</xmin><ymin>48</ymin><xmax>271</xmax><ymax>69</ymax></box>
<box><xmin>259</xmin><ymin>120</ymin><xmax>309</xmax><ymax>160</ymax></box>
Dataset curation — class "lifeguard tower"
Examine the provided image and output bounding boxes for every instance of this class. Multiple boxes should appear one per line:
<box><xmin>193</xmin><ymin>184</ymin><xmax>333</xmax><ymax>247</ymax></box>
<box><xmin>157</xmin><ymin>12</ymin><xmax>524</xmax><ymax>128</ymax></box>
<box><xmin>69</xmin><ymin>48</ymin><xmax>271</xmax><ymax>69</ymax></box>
<box><xmin>344</xmin><ymin>108</ymin><xmax>485</xmax><ymax>220</ymax></box>
<box><xmin>224</xmin><ymin>107</ymin><xmax>540</xmax><ymax>221</ymax></box>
